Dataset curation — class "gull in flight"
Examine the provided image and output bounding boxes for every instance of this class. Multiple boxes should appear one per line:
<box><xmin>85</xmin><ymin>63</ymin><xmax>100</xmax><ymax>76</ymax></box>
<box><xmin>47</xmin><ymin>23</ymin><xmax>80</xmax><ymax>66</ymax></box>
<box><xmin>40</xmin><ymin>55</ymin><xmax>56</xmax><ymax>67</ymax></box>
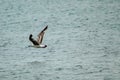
<box><xmin>29</xmin><ymin>25</ymin><xmax>48</xmax><ymax>48</ymax></box>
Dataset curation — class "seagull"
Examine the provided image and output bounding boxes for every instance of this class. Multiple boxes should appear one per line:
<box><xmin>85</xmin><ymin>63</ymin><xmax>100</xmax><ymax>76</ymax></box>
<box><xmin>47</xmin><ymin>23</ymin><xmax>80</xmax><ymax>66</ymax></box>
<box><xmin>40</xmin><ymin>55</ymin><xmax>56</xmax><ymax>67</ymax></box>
<box><xmin>29</xmin><ymin>25</ymin><xmax>48</xmax><ymax>48</ymax></box>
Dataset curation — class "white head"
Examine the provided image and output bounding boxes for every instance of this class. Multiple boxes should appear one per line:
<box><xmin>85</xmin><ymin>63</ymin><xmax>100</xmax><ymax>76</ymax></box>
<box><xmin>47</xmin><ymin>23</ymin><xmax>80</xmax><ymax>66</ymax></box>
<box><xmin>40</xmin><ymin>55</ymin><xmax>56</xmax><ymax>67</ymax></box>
<box><xmin>40</xmin><ymin>44</ymin><xmax>47</xmax><ymax>48</ymax></box>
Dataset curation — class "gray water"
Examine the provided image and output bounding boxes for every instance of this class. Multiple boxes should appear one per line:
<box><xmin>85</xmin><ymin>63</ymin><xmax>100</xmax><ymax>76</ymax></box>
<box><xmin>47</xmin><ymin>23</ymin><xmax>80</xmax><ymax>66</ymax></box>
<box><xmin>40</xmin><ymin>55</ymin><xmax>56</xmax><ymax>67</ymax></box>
<box><xmin>0</xmin><ymin>0</ymin><xmax>120</xmax><ymax>80</ymax></box>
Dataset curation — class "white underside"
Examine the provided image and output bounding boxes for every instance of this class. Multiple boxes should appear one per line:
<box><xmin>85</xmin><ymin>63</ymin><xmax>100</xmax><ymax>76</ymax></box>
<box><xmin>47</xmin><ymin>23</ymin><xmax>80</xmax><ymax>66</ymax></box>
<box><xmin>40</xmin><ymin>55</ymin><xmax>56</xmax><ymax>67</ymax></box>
<box><xmin>28</xmin><ymin>45</ymin><xmax>46</xmax><ymax>48</ymax></box>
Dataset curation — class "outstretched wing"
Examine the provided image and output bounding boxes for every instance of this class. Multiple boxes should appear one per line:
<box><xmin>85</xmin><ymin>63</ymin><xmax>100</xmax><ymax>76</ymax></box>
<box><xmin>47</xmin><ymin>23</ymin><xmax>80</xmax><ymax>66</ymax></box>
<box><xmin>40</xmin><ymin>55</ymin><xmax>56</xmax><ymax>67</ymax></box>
<box><xmin>37</xmin><ymin>25</ymin><xmax>48</xmax><ymax>44</ymax></box>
